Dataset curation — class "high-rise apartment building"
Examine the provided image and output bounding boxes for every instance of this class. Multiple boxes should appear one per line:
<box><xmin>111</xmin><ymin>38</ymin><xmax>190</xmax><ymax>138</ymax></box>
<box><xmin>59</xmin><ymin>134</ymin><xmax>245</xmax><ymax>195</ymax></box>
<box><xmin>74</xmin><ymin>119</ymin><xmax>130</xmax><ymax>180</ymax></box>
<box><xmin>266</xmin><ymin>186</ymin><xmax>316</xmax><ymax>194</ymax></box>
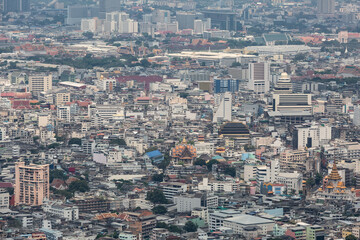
<box><xmin>99</xmin><ymin>0</ymin><xmax>122</xmax><ymax>19</ymax></box>
<box><xmin>317</xmin><ymin>0</ymin><xmax>335</xmax><ymax>14</ymax></box>
<box><xmin>353</xmin><ymin>106</ymin><xmax>360</xmax><ymax>126</ymax></box>
<box><xmin>176</xmin><ymin>12</ymin><xmax>196</xmax><ymax>30</ymax></box>
<box><xmin>214</xmin><ymin>79</ymin><xmax>239</xmax><ymax>93</ymax></box>
<box><xmin>247</xmin><ymin>62</ymin><xmax>270</xmax><ymax>94</ymax></box>
<box><xmin>292</xmin><ymin>124</ymin><xmax>332</xmax><ymax>150</ymax></box>
<box><xmin>67</xmin><ymin>5</ymin><xmax>100</xmax><ymax>25</ymax></box>
<box><xmin>213</xmin><ymin>92</ymin><xmax>232</xmax><ymax>123</ymax></box>
<box><xmin>29</xmin><ymin>74</ymin><xmax>52</xmax><ymax>93</ymax></box>
<box><xmin>15</xmin><ymin>162</ymin><xmax>50</xmax><ymax>206</ymax></box>
<box><xmin>56</xmin><ymin>92</ymin><xmax>71</xmax><ymax>106</ymax></box>
<box><xmin>3</xmin><ymin>0</ymin><xmax>30</xmax><ymax>13</ymax></box>
<box><xmin>57</xmin><ymin>106</ymin><xmax>71</xmax><ymax>122</ymax></box>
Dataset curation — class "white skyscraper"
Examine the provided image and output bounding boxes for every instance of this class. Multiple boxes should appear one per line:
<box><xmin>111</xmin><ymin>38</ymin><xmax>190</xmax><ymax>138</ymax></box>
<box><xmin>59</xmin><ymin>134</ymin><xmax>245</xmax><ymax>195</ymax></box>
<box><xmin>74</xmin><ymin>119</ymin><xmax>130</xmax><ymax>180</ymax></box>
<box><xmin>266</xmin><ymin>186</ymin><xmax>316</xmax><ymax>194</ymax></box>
<box><xmin>194</xmin><ymin>20</ymin><xmax>204</xmax><ymax>34</ymax></box>
<box><xmin>354</xmin><ymin>106</ymin><xmax>360</xmax><ymax>126</ymax></box>
<box><xmin>213</xmin><ymin>92</ymin><xmax>232</xmax><ymax>123</ymax></box>
<box><xmin>57</xmin><ymin>106</ymin><xmax>71</xmax><ymax>122</ymax></box>
<box><xmin>247</xmin><ymin>62</ymin><xmax>270</xmax><ymax>94</ymax></box>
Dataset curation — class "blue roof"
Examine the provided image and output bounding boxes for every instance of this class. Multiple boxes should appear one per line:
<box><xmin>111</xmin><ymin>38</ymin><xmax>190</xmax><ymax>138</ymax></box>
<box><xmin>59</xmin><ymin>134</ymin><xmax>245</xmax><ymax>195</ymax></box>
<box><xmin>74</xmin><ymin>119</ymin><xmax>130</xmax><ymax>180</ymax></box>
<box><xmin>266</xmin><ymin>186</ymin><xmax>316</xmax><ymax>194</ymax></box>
<box><xmin>212</xmin><ymin>155</ymin><xmax>224</xmax><ymax>160</ymax></box>
<box><xmin>146</xmin><ymin>150</ymin><xmax>163</xmax><ymax>158</ymax></box>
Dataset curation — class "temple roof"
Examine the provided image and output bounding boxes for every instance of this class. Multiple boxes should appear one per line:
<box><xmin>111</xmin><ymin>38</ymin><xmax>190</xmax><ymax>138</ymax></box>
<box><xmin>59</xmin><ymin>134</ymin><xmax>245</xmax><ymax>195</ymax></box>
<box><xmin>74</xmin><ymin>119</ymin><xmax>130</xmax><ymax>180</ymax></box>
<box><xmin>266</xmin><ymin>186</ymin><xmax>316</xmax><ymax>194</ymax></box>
<box><xmin>328</xmin><ymin>162</ymin><xmax>342</xmax><ymax>181</ymax></box>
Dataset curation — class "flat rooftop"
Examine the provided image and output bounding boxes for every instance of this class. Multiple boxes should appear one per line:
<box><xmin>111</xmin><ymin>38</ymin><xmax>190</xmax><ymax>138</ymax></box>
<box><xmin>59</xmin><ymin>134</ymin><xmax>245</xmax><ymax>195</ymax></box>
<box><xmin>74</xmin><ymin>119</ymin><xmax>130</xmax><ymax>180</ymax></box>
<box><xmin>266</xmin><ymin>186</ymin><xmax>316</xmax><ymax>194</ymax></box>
<box><xmin>224</xmin><ymin>214</ymin><xmax>274</xmax><ymax>225</ymax></box>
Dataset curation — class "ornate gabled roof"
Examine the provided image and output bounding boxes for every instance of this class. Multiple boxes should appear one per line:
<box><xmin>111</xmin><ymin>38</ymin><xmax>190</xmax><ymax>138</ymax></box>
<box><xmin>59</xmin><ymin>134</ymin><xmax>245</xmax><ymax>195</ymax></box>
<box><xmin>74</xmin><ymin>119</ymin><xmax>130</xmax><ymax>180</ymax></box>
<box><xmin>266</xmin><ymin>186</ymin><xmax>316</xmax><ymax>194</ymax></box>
<box><xmin>171</xmin><ymin>141</ymin><xmax>196</xmax><ymax>159</ymax></box>
<box><xmin>337</xmin><ymin>181</ymin><xmax>346</xmax><ymax>189</ymax></box>
<box><xmin>328</xmin><ymin>162</ymin><xmax>342</xmax><ymax>181</ymax></box>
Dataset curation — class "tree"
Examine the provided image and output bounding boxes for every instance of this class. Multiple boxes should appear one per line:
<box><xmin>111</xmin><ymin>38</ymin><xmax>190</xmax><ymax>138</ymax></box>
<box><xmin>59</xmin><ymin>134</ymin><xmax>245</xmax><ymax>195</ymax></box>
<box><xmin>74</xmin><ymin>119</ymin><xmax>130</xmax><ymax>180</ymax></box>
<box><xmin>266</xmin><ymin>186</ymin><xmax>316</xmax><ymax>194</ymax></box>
<box><xmin>315</xmin><ymin>172</ymin><xmax>323</xmax><ymax>185</ymax></box>
<box><xmin>146</xmin><ymin>189</ymin><xmax>168</xmax><ymax>204</ymax></box>
<box><xmin>82</xmin><ymin>31</ymin><xmax>94</xmax><ymax>39</ymax></box>
<box><xmin>140</xmin><ymin>59</ymin><xmax>151</xmax><ymax>68</ymax></box>
<box><xmin>9</xmin><ymin>62</ymin><xmax>17</xmax><ymax>69</ymax></box>
<box><xmin>50</xmin><ymin>169</ymin><xmax>68</xmax><ymax>182</ymax></box>
<box><xmin>48</xmin><ymin>143</ymin><xmax>60</xmax><ymax>149</ymax></box>
<box><xmin>145</xmin><ymin>146</ymin><xmax>158</xmax><ymax>153</ymax></box>
<box><xmin>206</xmin><ymin>159</ymin><xmax>219</xmax><ymax>171</ymax></box>
<box><xmin>306</xmin><ymin>177</ymin><xmax>315</xmax><ymax>187</ymax></box>
<box><xmin>115</xmin><ymin>180</ymin><xmax>133</xmax><ymax>193</ymax></box>
<box><xmin>68</xmin><ymin>138</ymin><xmax>81</xmax><ymax>146</ymax></box>
<box><xmin>244</xmin><ymin>144</ymin><xmax>255</xmax><ymax>152</ymax></box>
<box><xmin>224</xmin><ymin>166</ymin><xmax>236</xmax><ymax>177</ymax></box>
<box><xmin>352</xmin><ymin>177</ymin><xmax>357</xmax><ymax>187</ymax></box>
<box><xmin>231</xmin><ymin>62</ymin><xmax>241</xmax><ymax>67</ymax></box>
<box><xmin>179</xmin><ymin>92</ymin><xmax>189</xmax><ymax>99</ymax></box>
<box><xmin>113</xmin><ymin>231</ymin><xmax>119</xmax><ymax>239</ymax></box>
<box><xmin>152</xmin><ymin>173</ymin><xmax>164</xmax><ymax>182</ymax></box>
<box><xmin>68</xmin><ymin>180</ymin><xmax>89</xmax><ymax>193</ymax></box>
<box><xmin>194</xmin><ymin>159</ymin><xmax>206</xmax><ymax>166</ymax></box>
<box><xmin>293</xmin><ymin>53</ymin><xmax>307</xmax><ymax>62</ymax></box>
<box><xmin>168</xmin><ymin>225</ymin><xmax>183</xmax><ymax>234</ymax></box>
<box><xmin>346</xmin><ymin>234</ymin><xmax>357</xmax><ymax>240</ymax></box>
<box><xmin>152</xmin><ymin>205</ymin><xmax>167</xmax><ymax>214</ymax></box>
<box><xmin>156</xmin><ymin>222</ymin><xmax>168</xmax><ymax>228</ymax></box>
<box><xmin>184</xmin><ymin>221</ymin><xmax>198</xmax><ymax>232</ymax></box>
<box><xmin>109</xmin><ymin>138</ymin><xmax>126</xmax><ymax>146</ymax></box>
<box><xmin>6</xmin><ymin>187</ymin><xmax>14</xmax><ymax>195</ymax></box>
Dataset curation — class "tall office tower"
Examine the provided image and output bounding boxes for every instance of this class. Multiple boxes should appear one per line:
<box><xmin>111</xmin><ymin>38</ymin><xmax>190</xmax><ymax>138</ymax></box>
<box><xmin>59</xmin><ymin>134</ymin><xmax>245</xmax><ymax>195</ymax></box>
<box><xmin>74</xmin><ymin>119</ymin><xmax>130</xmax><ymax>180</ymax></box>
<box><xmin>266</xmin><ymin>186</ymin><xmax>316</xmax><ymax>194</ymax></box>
<box><xmin>213</xmin><ymin>92</ymin><xmax>232</xmax><ymax>123</ymax></box>
<box><xmin>66</xmin><ymin>5</ymin><xmax>100</xmax><ymax>25</ymax></box>
<box><xmin>247</xmin><ymin>62</ymin><xmax>270</xmax><ymax>94</ymax></box>
<box><xmin>81</xmin><ymin>17</ymin><xmax>103</xmax><ymax>33</ymax></box>
<box><xmin>202</xmin><ymin>9</ymin><xmax>236</xmax><ymax>31</ymax></box>
<box><xmin>15</xmin><ymin>162</ymin><xmax>50</xmax><ymax>206</ymax></box>
<box><xmin>194</xmin><ymin>19</ymin><xmax>203</xmax><ymax>34</ymax></box>
<box><xmin>99</xmin><ymin>0</ymin><xmax>122</xmax><ymax>19</ymax></box>
<box><xmin>292</xmin><ymin>124</ymin><xmax>332</xmax><ymax>150</ymax></box>
<box><xmin>176</xmin><ymin>12</ymin><xmax>196</xmax><ymax>30</ymax></box>
<box><xmin>272</xmin><ymin>94</ymin><xmax>312</xmax><ymax>112</ymax></box>
<box><xmin>152</xmin><ymin>9</ymin><xmax>171</xmax><ymax>23</ymax></box>
<box><xmin>29</xmin><ymin>74</ymin><xmax>52</xmax><ymax>93</ymax></box>
<box><xmin>3</xmin><ymin>0</ymin><xmax>30</xmax><ymax>13</ymax></box>
<box><xmin>317</xmin><ymin>0</ymin><xmax>335</xmax><ymax>14</ymax></box>
<box><xmin>354</xmin><ymin>106</ymin><xmax>360</xmax><ymax>126</ymax></box>
<box><xmin>0</xmin><ymin>127</ymin><xmax>6</xmax><ymax>141</ymax></box>
<box><xmin>214</xmin><ymin>79</ymin><xmax>239</xmax><ymax>93</ymax></box>
<box><xmin>273</xmin><ymin>72</ymin><xmax>292</xmax><ymax>94</ymax></box>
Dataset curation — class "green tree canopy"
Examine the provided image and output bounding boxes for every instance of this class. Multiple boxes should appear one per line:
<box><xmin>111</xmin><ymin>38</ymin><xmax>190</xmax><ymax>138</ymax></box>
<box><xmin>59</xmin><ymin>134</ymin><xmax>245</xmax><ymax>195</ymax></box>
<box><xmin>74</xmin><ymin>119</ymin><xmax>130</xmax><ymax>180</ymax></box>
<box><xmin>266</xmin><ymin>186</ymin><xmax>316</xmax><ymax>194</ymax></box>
<box><xmin>315</xmin><ymin>172</ymin><xmax>323</xmax><ymax>185</ymax></box>
<box><xmin>109</xmin><ymin>138</ymin><xmax>126</xmax><ymax>146</ymax></box>
<box><xmin>152</xmin><ymin>205</ymin><xmax>167</xmax><ymax>214</ymax></box>
<box><xmin>184</xmin><ymin>221</ymin><xmax>198</xmax><ymax>232</ymax></box>
<box><xmin>140</xmin><ymin>59</ymin><xmax>151</xmax><ymax>68</ymax></box>
<box><xmin>50</xmin><ymin>169</ymin><xmax>68</xmax><ymax>182</ymax></box>
<box><xmin>68</xmin><ymin>138</ymin><xmax>82</xmax><ymax>146</ymax></box>
<box><xmin>68</xmin><ymin>180</ymin><xmax>89</xmax><ymax>193</ymax></box>
<box><xmin>206</xmin><ymin>159</ymin><xmax>219</xmax><ymax>171</ymax></box>
<box><xmin>194</xmin><ymin>158</ymin><xmax>206</xmax><ymax>166</ymax></box>
<box><xmin>82</xmin><ymin>31</ymin><xmax>94</xmax><ymax>39</ymax></box>
<box><xmin>146</xmin><ymin>189</ymin><xmax>168</xmax><ymax>204</ymax></box>
<box><xmin>152</xmin><ymin>173</ymin><xmax>164</xmax><ymax>182</ymax></box>
<box><xmin>346</xmin><ymin>234</ymin><xmax>357</xmax><ymax>240</ymax></box>
<box><xmin>224</xmin><ymin>166</ymin><xmax>236</xmax><ymax>177</ymax></box>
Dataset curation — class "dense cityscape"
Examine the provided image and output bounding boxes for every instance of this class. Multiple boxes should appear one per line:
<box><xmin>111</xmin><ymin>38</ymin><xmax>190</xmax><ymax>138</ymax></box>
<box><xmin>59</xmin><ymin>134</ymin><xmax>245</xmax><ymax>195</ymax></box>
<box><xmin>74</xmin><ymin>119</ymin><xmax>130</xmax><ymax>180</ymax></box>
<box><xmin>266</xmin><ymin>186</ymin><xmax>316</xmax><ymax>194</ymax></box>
<box><xmin>0</xmin><ymin>0</ymin><xmax>360</xmax><ymax>239</ymax></box>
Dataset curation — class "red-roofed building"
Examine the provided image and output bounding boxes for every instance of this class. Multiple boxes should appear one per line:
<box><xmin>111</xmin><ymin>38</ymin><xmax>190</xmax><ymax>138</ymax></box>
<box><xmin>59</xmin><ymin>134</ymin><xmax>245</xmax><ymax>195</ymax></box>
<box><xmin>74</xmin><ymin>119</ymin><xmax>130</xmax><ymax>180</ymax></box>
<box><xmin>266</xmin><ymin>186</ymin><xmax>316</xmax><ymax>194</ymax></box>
<box><xmin>116</xmin><ymin>76</ymin><xmax>162</xmax><ymax>90</ymax></box>
<box><xmin>338</xmin><ymin>31</ymin><xmax>360</xmax><ymax>43</ymax></box>
<box><xmin>0</xmin><ymin>182</ymin><xmax>13</xmax><ymax>188</ymax></box>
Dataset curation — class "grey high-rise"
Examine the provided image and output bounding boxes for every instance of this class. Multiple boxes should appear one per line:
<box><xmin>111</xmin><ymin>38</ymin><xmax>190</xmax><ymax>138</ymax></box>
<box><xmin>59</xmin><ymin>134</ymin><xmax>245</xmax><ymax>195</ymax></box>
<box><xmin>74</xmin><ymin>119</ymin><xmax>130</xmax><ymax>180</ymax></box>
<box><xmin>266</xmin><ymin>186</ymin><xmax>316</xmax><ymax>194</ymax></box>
<box><xmin>99</xmin><ymin>0</ymin><xmax>122</xmax><ymax>19</ymax></box>
<box><xmin>3</xmin><ymin>0</ymin><xmax>30</xmax><ymax>13</ymax></box>
<box><xmin>317</xmin><ymin>0</ymin><xmax>335</xmax><ymax>14</ymax></box>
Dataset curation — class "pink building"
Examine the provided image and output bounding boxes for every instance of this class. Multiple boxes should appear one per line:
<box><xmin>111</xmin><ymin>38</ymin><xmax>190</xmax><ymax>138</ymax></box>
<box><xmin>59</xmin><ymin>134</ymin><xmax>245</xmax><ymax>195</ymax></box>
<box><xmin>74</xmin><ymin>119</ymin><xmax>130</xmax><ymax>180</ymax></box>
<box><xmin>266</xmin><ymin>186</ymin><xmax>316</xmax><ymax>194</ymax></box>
<box><xmin>15</xmin><ymin>162</ymin><xmax>50</xmax><ymax>206</ymax></box>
